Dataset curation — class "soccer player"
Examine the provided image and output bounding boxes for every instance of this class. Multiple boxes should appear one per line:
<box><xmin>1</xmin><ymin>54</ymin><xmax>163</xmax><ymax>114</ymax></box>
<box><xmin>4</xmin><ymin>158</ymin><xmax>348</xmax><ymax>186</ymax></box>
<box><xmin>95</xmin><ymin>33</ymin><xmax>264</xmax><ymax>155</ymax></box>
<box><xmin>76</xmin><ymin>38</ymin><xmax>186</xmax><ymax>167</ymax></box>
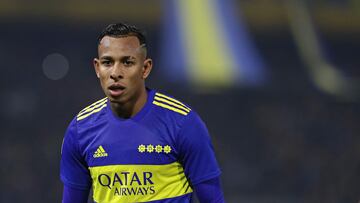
<box><xmin>60</xmin><ymin>23</ymin><xmax>224</xmax><ymax>203</ymax></box>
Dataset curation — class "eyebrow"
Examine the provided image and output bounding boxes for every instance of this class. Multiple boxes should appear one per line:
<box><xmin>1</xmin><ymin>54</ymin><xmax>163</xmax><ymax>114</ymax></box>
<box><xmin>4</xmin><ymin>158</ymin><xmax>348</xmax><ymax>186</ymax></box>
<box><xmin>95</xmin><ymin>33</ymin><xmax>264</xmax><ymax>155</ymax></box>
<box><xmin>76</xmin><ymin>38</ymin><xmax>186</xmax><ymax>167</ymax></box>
<box><xmin>99</xmin><ymin>56</ymin><xmax>113</xmax><ymax>60</ymax></box>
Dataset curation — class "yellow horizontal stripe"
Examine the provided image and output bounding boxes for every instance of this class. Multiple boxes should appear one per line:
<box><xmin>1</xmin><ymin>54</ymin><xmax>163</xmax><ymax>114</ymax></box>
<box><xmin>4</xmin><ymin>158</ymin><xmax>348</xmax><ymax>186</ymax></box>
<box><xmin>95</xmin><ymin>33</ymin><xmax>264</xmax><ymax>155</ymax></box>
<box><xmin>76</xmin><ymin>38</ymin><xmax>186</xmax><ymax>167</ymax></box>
<box><xmin>155</xmin><ymin>93</ymin><xmax>190</xmax><ymax>110</ymax></box>
<box><xmin>154</xmin><ymin>96</ymin><xmax>190</xmax><ymax>113</ymax></box>
<box><xmin>77</xmin><ymin>104</ymin><xmax>107</xmax><ymax>121</ymax></box>
<box><xmin>78</xmin><ymin>98</ymin><xmax>107</xmax><ymax>117</ymax></box>
<box><xmin>152</xmin><ymin>101</ymin><xmax>188</xmax><ymax>116</ymax></box>
<box><xmin>89</xmin><ymin>162</ymin><xmax>192</xmax><ymax>203</ymax></box>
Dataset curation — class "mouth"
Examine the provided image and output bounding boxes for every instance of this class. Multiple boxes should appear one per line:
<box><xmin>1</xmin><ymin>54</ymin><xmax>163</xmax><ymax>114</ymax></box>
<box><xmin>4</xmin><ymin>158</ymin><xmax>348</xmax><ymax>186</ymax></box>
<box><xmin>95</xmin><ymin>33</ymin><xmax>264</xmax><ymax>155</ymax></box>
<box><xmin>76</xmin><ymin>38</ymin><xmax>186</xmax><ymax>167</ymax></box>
<box><xmin>108</xmin><ymin>83</ymin><xmax>126</xmax><ymax>97</ymax></box>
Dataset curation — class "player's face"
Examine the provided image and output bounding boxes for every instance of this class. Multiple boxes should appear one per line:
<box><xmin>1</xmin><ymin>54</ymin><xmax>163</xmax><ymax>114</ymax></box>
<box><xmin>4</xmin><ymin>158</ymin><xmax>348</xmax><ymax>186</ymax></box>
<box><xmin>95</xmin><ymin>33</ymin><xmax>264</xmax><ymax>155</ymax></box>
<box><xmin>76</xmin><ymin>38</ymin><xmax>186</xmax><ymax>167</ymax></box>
<box><xmin>94</xmin><ymin>36</ymin><xmax>152</xmax><ymax>104</ymax></box>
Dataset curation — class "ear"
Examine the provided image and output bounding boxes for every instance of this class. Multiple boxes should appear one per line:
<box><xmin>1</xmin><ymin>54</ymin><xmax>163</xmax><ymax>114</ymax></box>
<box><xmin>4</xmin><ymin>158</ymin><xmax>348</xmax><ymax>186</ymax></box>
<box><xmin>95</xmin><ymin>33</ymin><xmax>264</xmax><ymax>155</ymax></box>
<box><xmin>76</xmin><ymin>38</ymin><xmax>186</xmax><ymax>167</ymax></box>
<box><xmin>142</xmin><ymin>58</ymin><xmax>153</xmax><ymax>79</ymax></box>
<box><xmin>93</xmin><ymin>58</ymin><xmax>100</xmax><ymax>78</ymax></box>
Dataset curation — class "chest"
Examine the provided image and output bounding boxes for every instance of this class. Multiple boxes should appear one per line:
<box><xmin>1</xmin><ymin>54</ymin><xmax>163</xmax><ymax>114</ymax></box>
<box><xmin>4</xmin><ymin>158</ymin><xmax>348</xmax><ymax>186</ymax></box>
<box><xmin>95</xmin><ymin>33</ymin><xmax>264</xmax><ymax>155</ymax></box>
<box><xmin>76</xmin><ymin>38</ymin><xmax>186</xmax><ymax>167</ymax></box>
<box><xmin>83</xmin><ymin>121</ymin><xmax>178</xmax><ymax>167</ymax></box>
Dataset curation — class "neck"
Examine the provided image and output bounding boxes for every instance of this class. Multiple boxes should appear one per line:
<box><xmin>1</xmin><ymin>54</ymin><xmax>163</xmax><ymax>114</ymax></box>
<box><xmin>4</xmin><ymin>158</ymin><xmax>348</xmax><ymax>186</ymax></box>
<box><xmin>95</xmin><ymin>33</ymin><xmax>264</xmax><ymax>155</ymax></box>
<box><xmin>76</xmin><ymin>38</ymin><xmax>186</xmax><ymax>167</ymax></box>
<box><xmin>110</xmin><ymin>88</ymin><xmax>148</xmax><ymax>119</ymax></box>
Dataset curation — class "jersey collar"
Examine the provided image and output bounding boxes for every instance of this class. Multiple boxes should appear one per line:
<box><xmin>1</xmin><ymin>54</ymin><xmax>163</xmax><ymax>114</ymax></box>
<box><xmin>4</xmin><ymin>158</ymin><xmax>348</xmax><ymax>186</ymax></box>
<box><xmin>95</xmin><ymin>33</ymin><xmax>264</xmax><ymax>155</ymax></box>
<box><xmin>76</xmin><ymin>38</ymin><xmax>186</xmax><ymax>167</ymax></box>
<box><xmin>106</xmin><ymin>88</ymin><xmax>155</xmax><ymax>122</ymax></box>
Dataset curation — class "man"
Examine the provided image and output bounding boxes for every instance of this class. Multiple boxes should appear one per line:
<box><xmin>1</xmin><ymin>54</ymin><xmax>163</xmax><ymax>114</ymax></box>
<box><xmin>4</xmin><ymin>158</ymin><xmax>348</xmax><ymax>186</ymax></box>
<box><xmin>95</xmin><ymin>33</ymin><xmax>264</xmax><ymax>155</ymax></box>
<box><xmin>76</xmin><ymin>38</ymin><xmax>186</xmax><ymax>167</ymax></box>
<box><xmin>60</xmin><ymin>23</ymin><xmax>224</xmax><ymax>203</ymax></box>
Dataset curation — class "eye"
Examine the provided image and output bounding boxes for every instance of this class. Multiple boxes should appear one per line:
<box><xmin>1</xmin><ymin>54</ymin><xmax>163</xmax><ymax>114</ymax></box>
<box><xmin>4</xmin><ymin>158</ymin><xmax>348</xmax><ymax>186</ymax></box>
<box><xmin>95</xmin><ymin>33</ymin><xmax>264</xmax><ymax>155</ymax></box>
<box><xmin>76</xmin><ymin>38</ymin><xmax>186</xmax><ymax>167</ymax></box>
<box><xmin>123</xmin><ymin>59</ymin><xmax>134</xmax><ymax>67</ymax></box>
<box><xmin>101</xmin><ymin>60</ymin><xmax>112</xmax><ymax>67</ymax></box>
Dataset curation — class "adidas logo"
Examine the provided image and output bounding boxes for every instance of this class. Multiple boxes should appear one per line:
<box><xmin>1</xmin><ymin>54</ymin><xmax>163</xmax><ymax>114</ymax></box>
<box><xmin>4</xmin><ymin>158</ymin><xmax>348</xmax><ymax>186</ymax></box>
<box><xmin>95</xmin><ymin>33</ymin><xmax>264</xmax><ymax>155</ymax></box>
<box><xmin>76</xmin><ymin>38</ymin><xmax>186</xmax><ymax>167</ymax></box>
<box><xmin>93</xmin><ymin>145</ymin><xmax>108</xmax><ymax>158</ymax></box>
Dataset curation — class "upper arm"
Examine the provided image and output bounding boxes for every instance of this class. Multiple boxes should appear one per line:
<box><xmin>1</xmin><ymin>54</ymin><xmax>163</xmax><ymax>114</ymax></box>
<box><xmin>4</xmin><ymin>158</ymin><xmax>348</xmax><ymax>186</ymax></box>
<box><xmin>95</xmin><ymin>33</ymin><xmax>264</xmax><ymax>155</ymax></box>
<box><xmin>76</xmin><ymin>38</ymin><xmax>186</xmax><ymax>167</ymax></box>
<box><xmin>62</xmin><ymin>185</ymin><xmax>90</xmax><ymax>203</ymax></box>
<box><xmin>60</xmin><ymin>118</ymin><xmax>91</xmax><ymax>190</ymax></box>
<box><xmin>177</xmin><ymin>112</ymin><xmax>221</xmax><ymax>185</ymax></box>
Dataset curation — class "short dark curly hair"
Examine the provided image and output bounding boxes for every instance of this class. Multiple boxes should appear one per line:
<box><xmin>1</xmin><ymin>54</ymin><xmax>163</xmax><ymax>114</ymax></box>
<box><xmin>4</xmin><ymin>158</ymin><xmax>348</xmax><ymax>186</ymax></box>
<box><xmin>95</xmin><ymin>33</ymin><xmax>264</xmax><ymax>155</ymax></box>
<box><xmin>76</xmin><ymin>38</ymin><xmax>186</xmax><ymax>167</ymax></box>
<box><xmin>97</xmin><ymin>23</ymin><xmax>146</xmax><ymax>46</ymax></box>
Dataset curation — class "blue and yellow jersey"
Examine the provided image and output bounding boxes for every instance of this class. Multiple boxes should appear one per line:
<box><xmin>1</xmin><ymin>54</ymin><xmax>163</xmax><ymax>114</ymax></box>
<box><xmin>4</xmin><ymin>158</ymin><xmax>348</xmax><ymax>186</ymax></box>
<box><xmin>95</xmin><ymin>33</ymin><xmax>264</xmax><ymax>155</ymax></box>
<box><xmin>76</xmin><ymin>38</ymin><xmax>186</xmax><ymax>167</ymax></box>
<box><xmin>60</xmin><ymin>89</ymin><xmax>221</xmax><ymax>203</ymax></box>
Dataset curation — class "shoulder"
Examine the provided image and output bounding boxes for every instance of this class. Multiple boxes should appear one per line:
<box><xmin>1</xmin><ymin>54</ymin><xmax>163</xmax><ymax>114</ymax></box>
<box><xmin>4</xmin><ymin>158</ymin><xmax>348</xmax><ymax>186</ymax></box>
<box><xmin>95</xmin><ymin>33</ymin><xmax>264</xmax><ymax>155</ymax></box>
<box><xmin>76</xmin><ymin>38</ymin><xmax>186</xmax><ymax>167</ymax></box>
<box><xmin>150</xmin><ymin>91</ymin><xmax>205</xmax><ymax>134</ymax></box>
<box><xmin>151</xmin><ymin>91</ymin><xmax>201</xmax><ymax>127</ymax></box>
<box><xmin>152</xmin><ymin>91</ymin><xmax>193</xmax><ymax>117</ymax></box>
<box><xmin>75</xmin><ymin>97</ymin><xmax>108</xmax><ymax>125</ymax></box>
<box><xmin>63</xmin><ymin>98</ymin><xmax>108</xmax><ymax>151</ymax></box>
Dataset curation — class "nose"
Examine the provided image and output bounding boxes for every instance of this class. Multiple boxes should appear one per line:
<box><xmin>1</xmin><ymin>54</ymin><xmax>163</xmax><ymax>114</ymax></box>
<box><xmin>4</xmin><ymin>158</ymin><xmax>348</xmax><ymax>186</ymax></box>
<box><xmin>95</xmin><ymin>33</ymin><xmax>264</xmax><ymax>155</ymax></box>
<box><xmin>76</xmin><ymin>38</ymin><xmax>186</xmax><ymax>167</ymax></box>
<box><xmin>110</xmin><ymin>63</ymin><xmax>124</xmax><ymax>80</ymax></box>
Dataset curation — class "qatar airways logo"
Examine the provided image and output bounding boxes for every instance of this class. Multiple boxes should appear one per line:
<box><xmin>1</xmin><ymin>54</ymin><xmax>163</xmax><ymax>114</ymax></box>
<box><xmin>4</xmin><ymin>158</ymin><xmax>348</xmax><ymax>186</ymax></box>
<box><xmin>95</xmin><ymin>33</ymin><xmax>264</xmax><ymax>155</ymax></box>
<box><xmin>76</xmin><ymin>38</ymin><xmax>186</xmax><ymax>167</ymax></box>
<box><xmin>97</xmin><ymin>171</ymin><xmax>155</xmax><ymax>196</ymax></box>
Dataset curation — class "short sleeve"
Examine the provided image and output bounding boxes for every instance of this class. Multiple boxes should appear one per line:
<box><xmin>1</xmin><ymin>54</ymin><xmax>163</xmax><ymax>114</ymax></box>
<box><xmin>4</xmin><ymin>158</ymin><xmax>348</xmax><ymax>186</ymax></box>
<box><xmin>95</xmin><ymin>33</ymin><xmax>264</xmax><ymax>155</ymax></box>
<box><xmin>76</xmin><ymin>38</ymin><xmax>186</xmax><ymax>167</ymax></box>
<box><xmin>60</xmin><ymin>118</ymin><xmax>91</xmax><ymax>190</ymax></box>
<box><xmin>177</xmin><ymin>111</ymin><xmax>221</xmax><ymax>185</ymax></box>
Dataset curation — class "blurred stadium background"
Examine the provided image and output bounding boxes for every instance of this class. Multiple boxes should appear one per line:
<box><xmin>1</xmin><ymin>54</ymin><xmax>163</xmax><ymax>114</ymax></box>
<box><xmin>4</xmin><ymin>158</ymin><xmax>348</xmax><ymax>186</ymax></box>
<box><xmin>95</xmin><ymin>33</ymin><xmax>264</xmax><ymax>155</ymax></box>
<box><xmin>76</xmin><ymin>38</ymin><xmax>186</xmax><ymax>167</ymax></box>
<box><xmin>0</xmin><ymin>0</ymin><xmax>359</xmax><ymax>202</ymax></box>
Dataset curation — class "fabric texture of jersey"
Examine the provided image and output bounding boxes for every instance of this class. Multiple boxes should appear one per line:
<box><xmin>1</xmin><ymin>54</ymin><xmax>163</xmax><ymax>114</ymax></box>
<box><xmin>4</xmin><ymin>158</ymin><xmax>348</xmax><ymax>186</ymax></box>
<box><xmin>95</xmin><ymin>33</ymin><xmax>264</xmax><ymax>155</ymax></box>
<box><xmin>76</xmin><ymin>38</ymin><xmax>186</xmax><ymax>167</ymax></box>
<box><xmin>60</xmin><ymin>89</ymin><xmax>221</xmax><ymax>203</ymax></box>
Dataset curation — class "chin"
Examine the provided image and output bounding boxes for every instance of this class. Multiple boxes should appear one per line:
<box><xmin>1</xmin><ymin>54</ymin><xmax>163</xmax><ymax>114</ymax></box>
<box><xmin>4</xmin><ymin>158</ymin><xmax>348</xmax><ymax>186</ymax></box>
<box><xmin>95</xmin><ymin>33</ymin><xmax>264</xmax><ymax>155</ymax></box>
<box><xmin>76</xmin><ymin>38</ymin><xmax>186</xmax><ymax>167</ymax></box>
<box><xmin>107</xmin><ymin>95</ymin><xmax>126</xmax><ymax>104</ymax></box>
